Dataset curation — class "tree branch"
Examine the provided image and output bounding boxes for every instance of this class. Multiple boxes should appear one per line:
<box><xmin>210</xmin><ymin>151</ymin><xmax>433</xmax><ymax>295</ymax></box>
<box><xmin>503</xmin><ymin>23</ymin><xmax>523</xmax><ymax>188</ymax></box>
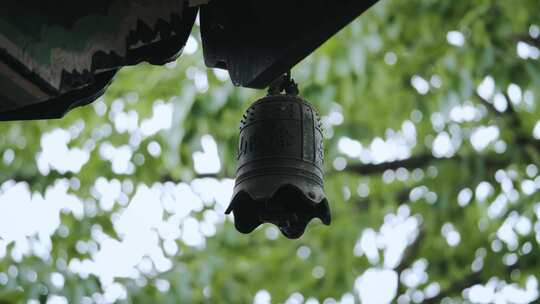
<box><xmin>395</xmin><ymin>229</ymin><xmax>425</xmax><ymax>295</ymax></box>
<box><xmin>475</xmin><ymin>92</ymin><xmax>502</xmax><ymax>117</ymax></box>
<box><xmin>396</xmin><ymin>229</ymin><xmax>425</xmax><ymax>273</ymax></box>
<box><xmin>160</xmin><ymin>173</ymin><xmax>219</xmax><ymax>183</ymax></box>
<box><xmin>423</xmin><ymin>271</ymin><xmax>482</xmax><ymax>304</ymax></box>
<box><xmin>344</xmin><ymin>153</ymin><xmax>509</xmax><ymax>176</ymax></box>
<box><xmin>475</xmin><ymin>89</ymin><xmax>540</xmax><ymax>160</ymax></box>
<box><xmin>345</xmin><ymin>153</ymin><xmax>453</xmax><ymax>175</ymax></box>
<box><xmin>423</xmin><ymin>257</ymin><xmax>536</xmax><ymax>304</ymax></box>
<box><xmin>512</xmin><ymin>34</ymin><xmax>540</xmax><ymax>49</ymax></box>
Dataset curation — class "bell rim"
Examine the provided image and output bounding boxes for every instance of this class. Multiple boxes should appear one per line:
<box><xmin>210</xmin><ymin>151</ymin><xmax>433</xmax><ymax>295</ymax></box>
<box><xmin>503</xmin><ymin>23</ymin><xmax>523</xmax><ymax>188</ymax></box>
<box><xmin>225</xmin><ymin>183</ymin><xmax>332</xmax><ymax>238</ymax></box>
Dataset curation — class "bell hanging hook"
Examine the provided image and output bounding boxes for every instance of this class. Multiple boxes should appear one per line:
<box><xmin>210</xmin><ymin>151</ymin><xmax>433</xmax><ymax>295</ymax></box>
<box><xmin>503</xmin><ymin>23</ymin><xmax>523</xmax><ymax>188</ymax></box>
<box><xmin>268</xmin><ymin>71</ymin><xmax>299</xmax><ymax>96</ymax></box>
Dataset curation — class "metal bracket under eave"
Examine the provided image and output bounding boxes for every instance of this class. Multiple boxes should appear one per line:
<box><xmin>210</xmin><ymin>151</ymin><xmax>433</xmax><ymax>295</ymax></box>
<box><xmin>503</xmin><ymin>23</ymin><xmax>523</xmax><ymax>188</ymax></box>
<box><xmin>200</xmin><ymin>0</ymin><xmax>379</xmax><ymax>89</ymax></box>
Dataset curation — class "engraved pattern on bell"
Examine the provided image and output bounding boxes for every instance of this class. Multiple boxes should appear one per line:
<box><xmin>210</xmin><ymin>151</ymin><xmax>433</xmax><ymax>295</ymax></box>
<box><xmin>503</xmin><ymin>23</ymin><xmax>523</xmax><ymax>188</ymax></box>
<box><xmin>226</xmin><ymin>94</ymin><xmax>331</xmax><ymax>239</ymax></box>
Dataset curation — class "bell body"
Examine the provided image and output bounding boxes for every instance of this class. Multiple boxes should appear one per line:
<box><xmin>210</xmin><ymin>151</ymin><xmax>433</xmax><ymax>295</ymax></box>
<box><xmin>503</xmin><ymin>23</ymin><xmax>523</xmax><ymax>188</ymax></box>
<box><xmin>226</xmin><ymin>94</ymin><xmax>331</xmax><ymax>239</ymax></box>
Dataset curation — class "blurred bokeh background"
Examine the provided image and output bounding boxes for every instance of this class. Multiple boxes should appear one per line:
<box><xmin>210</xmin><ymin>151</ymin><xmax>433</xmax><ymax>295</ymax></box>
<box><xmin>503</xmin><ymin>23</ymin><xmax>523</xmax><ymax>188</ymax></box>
<box><xmin>1</xmin><ymin>0</ymin><xmax>540</xmax><ymax>303</ymax></box>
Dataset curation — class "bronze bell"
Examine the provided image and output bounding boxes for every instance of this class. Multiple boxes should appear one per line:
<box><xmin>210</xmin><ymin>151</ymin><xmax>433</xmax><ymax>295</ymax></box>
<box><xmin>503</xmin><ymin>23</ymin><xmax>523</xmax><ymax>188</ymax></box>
<box><xmin>226</xmin><ymin>74</ymin><xmax>331</xmax><ymax>239</ymax></box>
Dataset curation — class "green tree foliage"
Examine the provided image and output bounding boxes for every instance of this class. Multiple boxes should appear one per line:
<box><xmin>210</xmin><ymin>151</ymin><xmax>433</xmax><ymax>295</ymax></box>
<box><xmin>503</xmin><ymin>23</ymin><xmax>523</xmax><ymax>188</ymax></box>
<box><xmin>1</xmin><ymin>0</ymin><xmax>540</xmax><ymax>303</ymax></box>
